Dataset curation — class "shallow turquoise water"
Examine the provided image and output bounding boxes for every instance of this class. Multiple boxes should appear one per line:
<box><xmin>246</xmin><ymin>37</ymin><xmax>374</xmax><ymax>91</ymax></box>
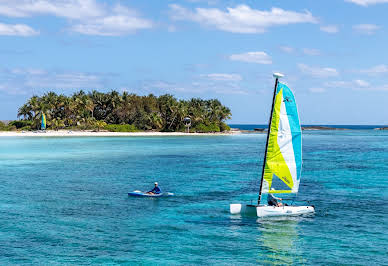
<box><xmin>0</xmin><ymin>131</ymin><xmax>387</xmax><ymax>265</ymax></box>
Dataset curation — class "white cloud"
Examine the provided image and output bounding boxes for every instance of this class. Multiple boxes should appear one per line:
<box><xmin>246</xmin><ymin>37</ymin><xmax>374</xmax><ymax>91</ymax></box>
<box><xmin>201</xmin><ymin>73</ymin><xmax>242</xmax><ymax>81</ymax></box>
<box><xmin>0</xmin><ymin>84</ymin><xmax>27</xmax><ymax>95</ymax></box>
<box><xmin>280</xmin><ymin>46</ymin><xmax>294</xmax><ymax>53</ymax></box>
<box><xmin>0</xmin><ymin>23</ymin><xmax>39</xmax><ymax>36</ymax></box>
<box><xmin>320</xmin><ymin>25</ymin><xmax>339</xmax><ymax>33</ymax></box>
<box><xmin>141</xmin><ymin>79</ymin><xmax>248</xmax><ymax>95</ymax></box>
<box><xmin>345</xmin><ymin>0</ymin><xmax>388</xmax><ymax>6</ymax></box>
<box><xmin>373</xmin><ymin>85</ymin><xmax>388</xmax><ymax>91</ymax></box>
<box><xmin>185</xmin><ymin>0</ymin><xmax>219</xmax><ymax>4</ymax></box>
<box><xmin>0</xmin><ymin>0</ymin><xmax>103</xmax><ymax>19</ymax></box>
<box><xmin>302</xmin><ymin>48</ymin><xmax>321</xmax><ymax>56</ymax></box>
<box><xmin>325</xmin><ymin>79</ymin><xmax>388</xmax><ymax>91</ymax></box>
<box><xmin>309</xmin><ymin>87</ymin><xmax>326</xmax><ymax>93</ymax></box>
<box><xmin>353</xmin><ymin>24</ymin><xmax>380</xmax><ymax>35</ymax></box>
<box><xmin>0</xmin><ymin>0</ymin><xmax>153</xmax><ymax>36</ymax></box>
<box><xmin>10</xmin><ymin>68</ymin><xmax>46</xmax><ymax>75</ymax></box>
<box><xmin>229</xmin><ymin>51</ymin><xmax>272</xmax><ymax>64</ymax></box>
<box><xmin>325</xmin><ymin>79</ymin><xmax>370</xmax><ymax>88</ymax></box>
<box><xmin>359</xmin><ymin>64</ymin><xmax>388</xmax><ymax>75</ymax></box>
<box><xmin>71</xmin><ymin>5</ymin><xmax>153</xmax><ymax>36</ymax></box>
<box><xmin>0</xmin><ymin>68</ymin><xmax>109</xmax><ymax>95</ymax></box>
<box><xmin>169</xmin><ymin>4</ymin><xmax>317</xmax><ymax>33</ymax></box>
<box><xmin>324</xmin><ymin>81</ymin><xmax>350</xmax><ymax>87</ymax></box>
<box><xmin>298</xmin><ymin>63</ymin><xmax>339</xmax><ymax>78</ymax></box>
<box><xmin>354</xmin><ymin>79</ymin><xmax>370</xmax><ymax>87</ymax></box>
<box><xmin>25</xmin><ymin>72</ymin><xmax>101</xmax><ymax>89</ymax></box>
<box><xmin>213</xmin><ymin>88</ymin><xmax>248</xmax><ymax>95</ymax></box>
<box><xmin>280</xmin><ymin>46</ymin><xmax>321</xmax><ymax>56</ymax></box>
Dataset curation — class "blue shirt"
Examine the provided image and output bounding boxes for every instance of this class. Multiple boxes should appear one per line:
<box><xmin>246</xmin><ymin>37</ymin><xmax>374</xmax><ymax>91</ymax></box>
<box><xmin>148</xmin><ymin>186</ymin><xmax>161</xmax><ymax>194</ymax></box>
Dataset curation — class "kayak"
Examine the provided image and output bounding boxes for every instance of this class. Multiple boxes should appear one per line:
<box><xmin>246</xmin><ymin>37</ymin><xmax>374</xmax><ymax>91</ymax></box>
<box><xmin>128</xmin><ymin>190</ymin><xmax>174</xmax><ymax>197</ymax></box>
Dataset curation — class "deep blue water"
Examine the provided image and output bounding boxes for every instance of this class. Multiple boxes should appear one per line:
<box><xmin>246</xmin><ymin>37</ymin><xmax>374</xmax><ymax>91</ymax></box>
<box><xmin>0</xmin><ymin>131</ymin><xmax>387</xmax><ymax>264</ymax></box>
<box><xmin>230</xmin><ymin>124</ymin><xmax>386</xmax><ymax>130</ymax></box>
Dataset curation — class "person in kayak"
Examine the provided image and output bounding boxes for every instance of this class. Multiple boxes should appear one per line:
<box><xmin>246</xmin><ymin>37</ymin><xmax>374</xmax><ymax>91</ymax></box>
<box><xmin>268</xmin><ymin>193</ymin><xmax>283</xmax><ymax>207</ymax></box>
<box><xmin>147</xmin><ymin>182</ymin><xmax>161</xmax><ymax>195</ymax></box>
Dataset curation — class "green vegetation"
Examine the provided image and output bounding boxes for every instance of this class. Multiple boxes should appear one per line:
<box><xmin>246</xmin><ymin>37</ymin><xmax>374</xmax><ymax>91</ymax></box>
<box><xmin>104</xmin><ymin>124</ymin><xmax>138</xmax><ymax>132</ymax></box>
<box><xmin>0</xmin><ymin>121</ymin><xmax>17</xmax><ymax>131</ymax></box>
<box><xmin>0</xmin><ymin>121</ymin><xmax>6</xmax><ymax>130</ymax></box>
<box><xmin>13</xmin><ymin>91</ymin><xmax>232</xmax><ymax>132</ymax></box>
<box><xmin>9</xmin><ymin>120</ymin><xmax>33</xmax><ymax>129</ymax></box>
<box><xmin>194</xmin><ymin>122</ymin><xmax>220</xmax><ymax>133</ymax></box>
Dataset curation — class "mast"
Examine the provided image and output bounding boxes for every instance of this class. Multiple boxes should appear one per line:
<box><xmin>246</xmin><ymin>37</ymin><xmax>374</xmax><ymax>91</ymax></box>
<box><xmin>257</xmin><ymin>73</ymin><xmax>284</xmax><ymax>205</ymax></box>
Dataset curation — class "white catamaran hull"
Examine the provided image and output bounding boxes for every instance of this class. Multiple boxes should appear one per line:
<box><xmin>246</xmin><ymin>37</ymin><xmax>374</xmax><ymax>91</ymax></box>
<box><xmin>230</xmin><ymin>204</ymin><xmax>314</xmax><ymax>217</ymax></box>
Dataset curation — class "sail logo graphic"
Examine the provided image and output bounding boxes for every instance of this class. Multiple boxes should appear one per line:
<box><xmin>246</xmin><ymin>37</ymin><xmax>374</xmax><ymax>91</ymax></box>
<box><xmin>271</xmin><ymin>174</ymin><xmax>292</xmax><ymax>191</ymax></box>
<box><xmin>284</xmin><ymin>96</ymin><xmax>292</xmax><ymax>103</ymax></box>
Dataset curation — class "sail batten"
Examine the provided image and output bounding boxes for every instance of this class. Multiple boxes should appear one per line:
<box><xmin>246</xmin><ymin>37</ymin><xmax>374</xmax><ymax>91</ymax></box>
<box><xmin>261</xmin><ymin>82</ymin><xmax>302</xmax><ymax>195</ymax></box>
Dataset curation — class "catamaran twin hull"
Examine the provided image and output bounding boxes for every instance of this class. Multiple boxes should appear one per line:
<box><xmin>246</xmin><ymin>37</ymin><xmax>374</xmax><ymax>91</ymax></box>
<box><xmin>230</xmin><ymin>204</ymin><xmax>314</xmax><ymax>217</ymax></box>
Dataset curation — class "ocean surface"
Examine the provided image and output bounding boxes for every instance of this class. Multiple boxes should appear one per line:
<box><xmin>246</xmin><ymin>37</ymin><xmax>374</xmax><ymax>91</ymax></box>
<box><xmin>0</xmin><ymin>131</ymin><xmax>387</xmax><ymax>265</ymax></box>
<box><xmin>230</xmin><ymin>124</ymin><xmax>386</xmax><ymax>130</ymax></box>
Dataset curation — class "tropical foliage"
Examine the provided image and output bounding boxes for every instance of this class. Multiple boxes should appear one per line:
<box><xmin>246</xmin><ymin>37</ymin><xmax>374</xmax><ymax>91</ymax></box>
<box><xmin>104</xmin><ymin>124</ymin><xmax>138</xmax><ymax>132</ymax></box>
<box><xmin>0</xmin><ymin>121</ymin><xmax>14</xmax><ymax>131</ymax></box>
<box><xmin>15</xmin><ymin>91</ymin><xmax>232</xmax><ymax>132</ymax></box>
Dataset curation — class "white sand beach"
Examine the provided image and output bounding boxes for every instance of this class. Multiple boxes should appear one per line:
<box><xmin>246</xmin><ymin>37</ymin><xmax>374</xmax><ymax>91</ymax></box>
<box><xmin>0</xmin><ymin>130</ymin><xmax>241</xmax><ymax>137</ymax></box>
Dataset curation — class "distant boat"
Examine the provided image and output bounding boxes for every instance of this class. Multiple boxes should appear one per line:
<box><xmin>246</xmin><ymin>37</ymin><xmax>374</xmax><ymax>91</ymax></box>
<box><xmin>230</xmin><ymin>73</ymin><xmax>315</xmax><ymax>217</ymax></box>
<box><xmin>41</xmin><ymin>113</ymin><xmax>46</xmax><ymax>130</ymax></box>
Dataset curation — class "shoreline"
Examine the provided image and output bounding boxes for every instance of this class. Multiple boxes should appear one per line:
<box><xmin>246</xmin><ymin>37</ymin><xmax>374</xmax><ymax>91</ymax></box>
<box><xmin>1</xmin><ymin>127</ymin><xmax>386</xmax><ymax>137</ymax></box>
<box><xmin>0</xmin><ymin>130</ymin><xmax>242</xmax><ymax>137</ymax></box>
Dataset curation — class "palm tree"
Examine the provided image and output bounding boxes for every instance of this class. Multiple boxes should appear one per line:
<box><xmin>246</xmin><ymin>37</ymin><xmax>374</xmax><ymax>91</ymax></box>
<box><xmin>17</xmin><ymin>90</ymin><xmax>232</xmax><ymax>132</ymax></box>
<box><xmin>51</xmin><ymin>118</ymin><xmax>65</xmax><ymax>131</ymax></box>
<box><xmin>149</xmin><ymin>112</ymin><xmax>163</xmax><ymax>130</ymax></box>
<box><xmin>95</xmin><ymin>120</ymin><xmax>107</xmax><ymax>132</ymax></box>
<box><xmin>17</xmin><ymin>104</ymin><xmax>32</xmax><ymax>120</ymax></box>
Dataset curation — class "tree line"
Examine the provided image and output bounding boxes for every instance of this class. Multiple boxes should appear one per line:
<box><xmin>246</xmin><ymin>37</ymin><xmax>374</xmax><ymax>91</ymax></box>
<box><xmin>15</xmin><ymin>91</ymin><xmax>232</xmax><ymax>132</ymax></box>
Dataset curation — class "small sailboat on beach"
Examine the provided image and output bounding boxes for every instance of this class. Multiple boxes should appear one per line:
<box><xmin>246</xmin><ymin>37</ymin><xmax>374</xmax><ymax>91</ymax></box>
<box><xmin>230</xmin><ymin>73</ymin><xmax>314</xmax><ymax>217</ymax></box>
<box><xmin>41</xmin><ymin>113</ymin><xmax>46</xmax><ymax>130</ymax></box>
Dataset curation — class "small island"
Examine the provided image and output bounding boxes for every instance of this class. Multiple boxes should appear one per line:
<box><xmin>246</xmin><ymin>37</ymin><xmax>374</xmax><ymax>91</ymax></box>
<box><xmin>0</xmin><ymin>91</ymin><xmax>232</xmax><ymax>134</ymax></box>
<box><xmin>232</xmin><ymin>125</ymin><xmax>356</xmax><ymax>133</ymax></box>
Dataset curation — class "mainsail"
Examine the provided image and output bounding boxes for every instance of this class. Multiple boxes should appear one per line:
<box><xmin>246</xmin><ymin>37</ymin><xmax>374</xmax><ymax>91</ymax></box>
<box><xmin>41</xmin><ymin>113</ymin><xmax>46</xmax><ymax>130</ymax></box>
<box><xmin>261</xmin><ymin>82</ymin><xmax>302</xmax><ymax>194</ymax></box>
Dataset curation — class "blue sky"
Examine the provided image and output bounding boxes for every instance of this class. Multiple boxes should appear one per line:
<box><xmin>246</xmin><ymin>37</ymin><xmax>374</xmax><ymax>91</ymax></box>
<box><xmin>0</xmin><ymin>0</ymin><xmax>387</xmax><ymax>124</ymax></box>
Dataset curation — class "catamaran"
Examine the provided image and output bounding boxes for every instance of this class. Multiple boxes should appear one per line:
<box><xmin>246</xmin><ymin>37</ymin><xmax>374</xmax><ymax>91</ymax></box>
<box><xmin>230</xmin><ymin>73</ymin><xmax>315</xmax><ymax>217</ymax></box>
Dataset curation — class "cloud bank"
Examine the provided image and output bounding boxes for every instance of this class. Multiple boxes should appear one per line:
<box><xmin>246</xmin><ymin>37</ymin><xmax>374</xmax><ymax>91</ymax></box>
<box><xmin>359</xmin><ymin>64</ymin><xmax>388</xmax><ymax>75</ymax></box>
<box><xmin>320</xmin><ymin>25</ymin><xmax>339</xmax><ymax>33</ymax></box>
<box><xmin>353</xmin><ymin>24</ymin><xmax>380</xmax><ymax>34</ymax></box>
<box><xmin>0</xmin><ymin>22</ymin><xmax>38</xmax><ymax>36</ymax></box>
<box><xmin>0</xmin><ymin>0</ymin><xmax>153</xmax><ymax>36</ymax></box>
<box><xmin>169</xmin><ymin>4</ymin><xmax>317</xmax><ymax>33</ymax></box>
<box><xmin>201</xmin><ymin>73</ymin><xmax>242</xmax><ymax>81</ymax></box>
<box><xmin>298</xmin><ymin>64</ymin><xmax>339</xmax><ymax>78</ymax></box>
<box><xmin>0</xmin><ymin>67</ymin><xmax>110</xmax><ymax>95</ymax></box>
<box><xmin>345</xmin><ymin>0</ymin><xmax>388</xmax><ymax>6</ymax></box>
<box><xmin>229</xmin><ymin>52</ymin><xmax>272</xmax><ymax>64</ymax></box>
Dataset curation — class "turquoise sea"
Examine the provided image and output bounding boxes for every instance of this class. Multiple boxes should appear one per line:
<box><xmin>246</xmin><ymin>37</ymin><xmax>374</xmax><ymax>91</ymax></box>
<box><xmin>0</xmin><ymin>131</ymin><xmax>387</xmax><ymax>265</ymax></box>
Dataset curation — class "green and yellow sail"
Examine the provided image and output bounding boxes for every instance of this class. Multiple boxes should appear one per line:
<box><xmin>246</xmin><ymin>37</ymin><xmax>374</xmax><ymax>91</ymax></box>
<box><xmin>261</xmin><ymin>82</ymin><xmax>302</xmax><ymax>194</ymax></box>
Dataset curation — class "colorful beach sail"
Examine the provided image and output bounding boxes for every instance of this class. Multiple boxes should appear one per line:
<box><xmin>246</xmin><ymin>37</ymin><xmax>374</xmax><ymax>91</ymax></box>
<box><xmin>41</xmin><ymin>113</ymin><xmax>46</xmax><ymax>130</ymax></box>
<box><xmin>261</xmin><ymin>82</ymin><xmax>302</xmax><ymax>194</ymax></box>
